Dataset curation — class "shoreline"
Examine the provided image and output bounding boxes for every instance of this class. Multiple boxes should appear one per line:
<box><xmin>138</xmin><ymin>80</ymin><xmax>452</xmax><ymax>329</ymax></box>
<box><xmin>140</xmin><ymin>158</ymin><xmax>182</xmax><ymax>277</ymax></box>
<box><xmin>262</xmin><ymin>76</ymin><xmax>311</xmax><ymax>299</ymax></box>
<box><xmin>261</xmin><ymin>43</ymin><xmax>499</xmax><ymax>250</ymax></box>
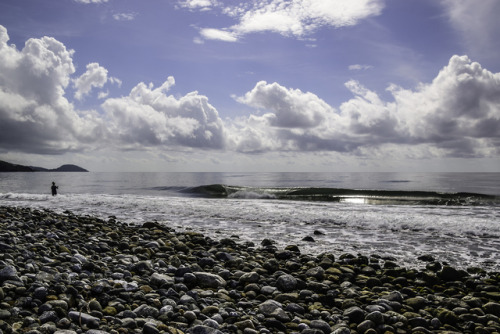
<box><xmin>1</xmin><ymin>206</ymin><xmax>499</xmax><ymax>334</ymax></box>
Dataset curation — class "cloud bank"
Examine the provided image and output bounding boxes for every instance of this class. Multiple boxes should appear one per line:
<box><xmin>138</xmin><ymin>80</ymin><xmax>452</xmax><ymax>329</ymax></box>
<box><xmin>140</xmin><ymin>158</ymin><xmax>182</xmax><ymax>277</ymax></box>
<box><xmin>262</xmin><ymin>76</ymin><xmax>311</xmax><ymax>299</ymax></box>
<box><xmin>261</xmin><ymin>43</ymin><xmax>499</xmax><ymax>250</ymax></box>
<box><xmin>181</xmin><ymin>0</ymin><xmax>385</xmax><ymax>42</ymax></box>
<box><xmin>231</xmin><ymin>55</ymin><xmax>500</xmax><ymax>157</ymax></box>
<box><xmin>0</xmin><ymin>25</ymin><xmax>498</xmax><ymax>161</ymax></box>
<box><xmin>102</xmin><ymin>78</ymin><xmax>226</xmax><ymax>149</ymax></box>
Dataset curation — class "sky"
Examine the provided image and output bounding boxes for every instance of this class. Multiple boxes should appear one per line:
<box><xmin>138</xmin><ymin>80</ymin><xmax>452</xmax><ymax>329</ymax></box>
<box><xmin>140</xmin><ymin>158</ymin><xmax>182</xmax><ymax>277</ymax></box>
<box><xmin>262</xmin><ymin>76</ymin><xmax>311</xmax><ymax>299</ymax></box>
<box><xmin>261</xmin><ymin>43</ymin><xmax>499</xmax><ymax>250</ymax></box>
<box><xmin>0</xmin><ymin>0</ymin><xmax>499</xmax><ymax>172</ymax></box>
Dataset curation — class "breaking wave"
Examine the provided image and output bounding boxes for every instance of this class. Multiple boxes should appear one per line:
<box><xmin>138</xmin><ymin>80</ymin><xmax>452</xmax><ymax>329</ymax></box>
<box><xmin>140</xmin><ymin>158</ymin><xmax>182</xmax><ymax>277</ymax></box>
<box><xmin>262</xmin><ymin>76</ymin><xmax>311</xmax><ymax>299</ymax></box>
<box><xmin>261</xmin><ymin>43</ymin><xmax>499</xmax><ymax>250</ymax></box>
<box><xmin>176</xmin><ymin>184</ymin><xmax>499</xmax><ymax>206</ymax></box>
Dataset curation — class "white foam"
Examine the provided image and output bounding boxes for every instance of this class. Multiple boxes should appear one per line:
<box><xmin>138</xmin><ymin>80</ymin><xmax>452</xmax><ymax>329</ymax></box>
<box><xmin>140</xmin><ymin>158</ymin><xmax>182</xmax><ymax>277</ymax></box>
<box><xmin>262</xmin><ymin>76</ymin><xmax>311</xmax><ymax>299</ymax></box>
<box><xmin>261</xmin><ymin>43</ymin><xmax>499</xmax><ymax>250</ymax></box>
<box><xmin>228</xmin><ymin>190</ymin><xmax>276</xmax><ymax>199</ymax></box>
<box><xmin>2</xmin><ymin>192</ymin><xmax>499</xmax><ymax>270</ymax></box>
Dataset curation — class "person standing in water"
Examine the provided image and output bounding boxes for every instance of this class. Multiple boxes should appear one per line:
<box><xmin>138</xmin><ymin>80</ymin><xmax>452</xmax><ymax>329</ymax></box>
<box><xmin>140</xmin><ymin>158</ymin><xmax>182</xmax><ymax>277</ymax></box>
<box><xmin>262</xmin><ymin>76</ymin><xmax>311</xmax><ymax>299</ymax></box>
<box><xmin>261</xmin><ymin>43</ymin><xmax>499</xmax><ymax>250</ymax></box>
<box><xmin>51</xmin><ymin>182</ymin><xmax>58</xmax><ymax>196</ymax></box>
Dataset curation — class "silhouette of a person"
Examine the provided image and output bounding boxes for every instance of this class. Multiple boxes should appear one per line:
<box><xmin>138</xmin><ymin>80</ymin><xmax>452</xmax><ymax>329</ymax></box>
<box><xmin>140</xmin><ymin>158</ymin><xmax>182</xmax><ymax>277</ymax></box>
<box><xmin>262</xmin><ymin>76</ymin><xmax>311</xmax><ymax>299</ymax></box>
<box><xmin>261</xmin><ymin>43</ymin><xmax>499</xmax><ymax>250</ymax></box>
<box><xmin>51</xmin><ymin>182</ymin><xmax>58</xmax><ymax>196</ymax></box>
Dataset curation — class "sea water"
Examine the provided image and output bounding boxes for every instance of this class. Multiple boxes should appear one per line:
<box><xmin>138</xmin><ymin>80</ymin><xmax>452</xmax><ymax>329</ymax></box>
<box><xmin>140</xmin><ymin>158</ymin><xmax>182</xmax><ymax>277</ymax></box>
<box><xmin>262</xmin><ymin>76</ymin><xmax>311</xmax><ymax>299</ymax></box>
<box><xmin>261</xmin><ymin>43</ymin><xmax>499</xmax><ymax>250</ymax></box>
<box><xmin>1</xmin><ymin>172</ymin><xmax>499</xmax><ymax>271</ymax></box>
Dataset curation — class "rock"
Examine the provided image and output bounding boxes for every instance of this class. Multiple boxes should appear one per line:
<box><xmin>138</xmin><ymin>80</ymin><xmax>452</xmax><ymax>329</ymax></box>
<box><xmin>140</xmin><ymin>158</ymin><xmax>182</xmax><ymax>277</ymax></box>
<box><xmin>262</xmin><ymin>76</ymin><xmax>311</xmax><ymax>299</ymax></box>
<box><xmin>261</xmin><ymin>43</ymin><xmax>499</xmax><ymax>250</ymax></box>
<box><xmin>357</xmin><ymin>319</ymin><xmax>375</xmax><ymax>333</ymax></box>
<box><xmin>39</xmin><ymin>311</ymin><xmax>58</xmax><ymax>323</ymax></box>
<box><xmin>385</xmin><ymin>291</ymin><xmax>403</xmax><ymax>303</ymax></box>
<box><xmin>142</xmin><ymin>323</ymin><xmax>160</xmax><ymax>334</ymax></box>
<box><xmin>131</xmin><ymin>260</ymin><xmax>153</xmax><ymax>273</ymax></box>
<box><xmin>150</xmin><ymin>272</ymin><xmax>175</xmax><ymax>287</ymax></box>
<box><xmin>120</xmin><ymin>318</ymin><xmax>137</xmax><ymax>328</ymax></box>
<box><xmin>0</xmin><ymin>265</ymin><xmax>20</xmax><ymax>282</ymax></box>
<box><xmin>406</xmin><ymin>296</ymin><xmax>427</xmax><ymax>310</ymax></box>
<box><xmin>484</xmin><ymin>302</ymin><xmax>500</xmax><ymax>317</ymax></box>
<box><xmin>343</xmin><ymin>306</ymin><xmax>365</xmax><ymax>323</ymax></box>
<box><xmin>306</xmin><ymin>267</ymin><xmax>325</xmax><ymax>280</ymax></box>
<box><xmin>285</xmin><ymin>303</ymin><xmax>305</xmax><ymax>314</ymax></box>
<box><xmin>133</xmin><ymin>304</ymin><xmax>159</xmax><ymax>318</ymax></box>
<box><xmin>310</xmin><ymin>319</ymin><xmax>332</xmax><ymax>334</ymax></box>
<box><xmin>186</xmin><ymin>325</ymin><xmax>224</xmax><ymax>334</ymax></box>
<box><xmin>88</xmin><ymin>300</ymin><xmax>102</xmax><ymax>312</ymax></box>
<box><xmin>275</xmin><ymin>250</ymin><xmax>295</xmax><ymax>260</ymax></box>
<box><xmin>33</xmin><ymin>286</ymin><xmax>48</xmax><ymax>301</ymax></box>
<box><xmin>417</xmin><ymin>255</ymin><xmax>435</xmax><ymax>262</ymax></box>
<box><xmin>365</xmin><ymin>311</ymin><xmax>384</xmax><ymax>324</ymax></box>
<box><xmin>439</xmin><ymin>265</ymin><xmax>467</xmax><ymax>281</ymax></box>
<box><xmin>276</xmin><ymin>274</ymin><xmax>297</xmax><ymax>291</ymax></box>
<box><xmin>102</xmin><ymin>306</ymin><xmax>117</xmax><ymax>316</ymax></box>
<box><xmin>202</xmin><ymin>319</ymin><xmax>220</xmax><ymax>328</ymax></box>
<box><xmin>258</xmin><ymin>300</ymin><xmax>290</xmax><ymax>322</ymax></box>
<box><xmin>0</xmin><ymin>309</ymin><xmax>11</xmax><ymax>320</ymax></box>
<box><xmin>239</xmin><ymin>272</ymin><xmax>260</xmax><ymax>284</ymax></box>
<box><xmin>234</xmin><ymin>319</ymin><xmax>255</xmax><ymax>330</ymax></box>
<box><xmin>437</xmin><ymin>308</ymin><xmax>459</xmax><ymax>325</ymax></box>
<box><xmin>408</xmin><ymin>317</ymin><xmax>428</xmax><ymax>328</ymax></box>
<box><xmin>68</xmin><ymin>311</ymin><xmax>100</xmax><ymax>328</ymax></box>
<box><xmin>331</xmin><ymin>327</ymin><xmax>350</xmax><ymax>334</ymax></box>
<box><xmin>193</xmin><ymin>272</ymin><xmax>227</xmax><ymax>288</ymax></box>
<box><xmin>258</xmin><ymin>300</ymin><xmax>283</xmax><ymax>316</ymax></box>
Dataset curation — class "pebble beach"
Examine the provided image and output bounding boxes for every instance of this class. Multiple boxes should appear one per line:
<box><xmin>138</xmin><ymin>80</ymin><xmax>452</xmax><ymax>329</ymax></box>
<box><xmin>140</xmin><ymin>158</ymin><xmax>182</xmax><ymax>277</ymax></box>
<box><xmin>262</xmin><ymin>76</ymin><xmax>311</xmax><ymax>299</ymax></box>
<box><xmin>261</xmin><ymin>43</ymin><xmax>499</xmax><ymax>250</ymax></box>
<box><xmin>1</xmin><ymin>206</ymin><xmax>500</xmax><ymax>334</ymax></box>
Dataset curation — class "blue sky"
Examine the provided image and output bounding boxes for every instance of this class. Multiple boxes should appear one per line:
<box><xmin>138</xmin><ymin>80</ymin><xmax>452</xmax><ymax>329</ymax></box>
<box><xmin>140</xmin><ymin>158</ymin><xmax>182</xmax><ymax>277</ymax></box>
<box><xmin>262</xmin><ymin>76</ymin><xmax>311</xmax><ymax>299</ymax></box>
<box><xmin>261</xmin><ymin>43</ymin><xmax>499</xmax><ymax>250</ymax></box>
<box><xmin>0</xmin><ymin>0</ymin><xmax>499</xmax><ymax>172</ymax></box>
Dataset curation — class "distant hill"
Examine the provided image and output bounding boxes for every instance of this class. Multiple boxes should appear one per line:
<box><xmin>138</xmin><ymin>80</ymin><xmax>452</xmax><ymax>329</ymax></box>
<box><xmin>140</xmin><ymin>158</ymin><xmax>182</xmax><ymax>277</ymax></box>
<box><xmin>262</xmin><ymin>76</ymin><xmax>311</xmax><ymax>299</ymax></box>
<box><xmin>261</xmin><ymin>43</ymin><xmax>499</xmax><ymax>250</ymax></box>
<box><xmin>0</xmin><ymin>160</ymin><xmax>89</xmax><ymax>172</ymax></box>
<box><xmin>0</xmin><ymin>160</ymin><xmax>34</xmax><ymax>172</ymax></box>
<box><xmin>52</xmin><ymin>164</ymin><xmax>88</xmax><ymax>172</ymax></box>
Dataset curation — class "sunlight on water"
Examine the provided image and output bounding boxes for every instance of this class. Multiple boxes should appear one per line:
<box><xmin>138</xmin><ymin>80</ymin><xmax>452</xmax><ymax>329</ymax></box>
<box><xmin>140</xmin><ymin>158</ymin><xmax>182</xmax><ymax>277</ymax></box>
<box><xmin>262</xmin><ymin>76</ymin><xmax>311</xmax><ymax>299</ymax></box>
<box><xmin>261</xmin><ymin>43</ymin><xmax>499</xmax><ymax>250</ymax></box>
<box><xmin>340</xmin><ymin>197</ymin><xmax>367</xmax><ymax>204</ymax></box>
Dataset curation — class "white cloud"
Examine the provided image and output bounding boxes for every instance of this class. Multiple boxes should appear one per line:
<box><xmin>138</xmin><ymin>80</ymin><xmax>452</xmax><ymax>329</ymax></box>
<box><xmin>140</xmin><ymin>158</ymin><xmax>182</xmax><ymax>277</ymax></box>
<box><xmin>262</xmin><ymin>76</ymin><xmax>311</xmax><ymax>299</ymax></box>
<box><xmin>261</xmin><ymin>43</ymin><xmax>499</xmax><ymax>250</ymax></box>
<box><xmin>0</xmin><ymin>25</ymin><xmax>105</xmax><ymax>154</ymax></box>
<box><xmin>441</xmin><ymin>0</ymin><xmax>500</xmax><ymax>60</ymax></box>
<box><xmin>236</xmin><ymin>81</ymin><xmax>334</xmax><ymax>128</ymax></box>
<box><xmin>200</xmin><ymin>28</ymin><xmax>238</xmax><ymax>42</ymax></box>
<box><xmin>98</xmin><ymin>90</ymin><xmax>109</xmax><ymax>99</ymax></box>
<box><xmin>234</xmin><ymin>55</ymin><xmax>500</xmax><ymax>157</ymax></box>
<box><xmin>182</xmin><ymin>0</ymin><xmax>384</xmax><ymax>42</ymax></box>
<box><xmin>74</xmin><ymin>0</ymin><xmax>109</xmax><ymax>3</ymax></box>
<box><xmin>102</xmin><ymin>77</ymin><xmax>226</xmax><ymax>149</ymax></box>
<box><xmin>73</xmin><ymin>63</ymin><xmax>109</xmax><ymax>100</ymax></box>
<box><xmin>113</xmin><ymin>13</ymin><xmax>137</xmax><ymax>21</ymax></box>
<box><xmin>386</xmin><ymin>55</ymin><xmax>500</xmax><ymax>156</ymax></box>
<box><xmin>178</xmin><ymin>0</ymin><xmax>219</xmax><ymax>11</ymax></box>
<box><xmin>109</xmin><ymin>76</ymin><xmax>122</xmax><ymax>87</ymax></box>
<box><xmin>349</xmin><ymin>64</ymin><xmax>373</xmax><ymax>71</ymax></box>
<box><xmin>73</xmin><ymin>64</ymin><xmax>121</xmax><ymax>100</ymax></box>
<box><xmin>1</xmin><ymin>25</ymin><xmax>498</xmax><ymax>162</ymax></box>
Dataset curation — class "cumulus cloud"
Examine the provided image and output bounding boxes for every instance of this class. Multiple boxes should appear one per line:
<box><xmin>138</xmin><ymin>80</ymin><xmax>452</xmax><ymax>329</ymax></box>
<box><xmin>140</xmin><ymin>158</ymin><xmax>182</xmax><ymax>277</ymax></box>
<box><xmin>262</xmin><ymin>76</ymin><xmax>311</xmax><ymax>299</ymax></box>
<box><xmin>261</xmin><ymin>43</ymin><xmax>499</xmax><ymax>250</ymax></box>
<box><xmin>230</xmin><ymin>81</ymin><xmax>354</xmax><ymax>153</ymax></box>
<box><xmin>236</xmin><ymin>81</ymin><xmax>334</xmax><ymax>128</ymax></box>
<box><xmin>182</xmin><ymin>0</ymin><xmax>384</xmax><ymax>42</ymax></box>
<box><xmin>0</xmin><ymin>25</ymin><xmax>105</xmax><ymax>154</ymax></box>
<box><xmin>1</xmin><ymin>24</ymin><xmax>498</xmax><ymax>161</ymax></box>
<box><xmin>234</xmin><ymin>55</ymin><xmax>500</xmax><ymax>157</ymax></box>
<box><xmin>385</xmin><ymin>55</ymin><xmax>500</xmax><ymax>156</ymax></box>
<box><xmin>0</xmin><ymin>25</ymin><xmax>226</xmax><ymax>156</ymax></box>
<box><xmin>102</xmin><ymin>77</ymin><xmax>226</xmax><ymax>149</ymax></box>
<box><xmin>73</xmin><ymin>63</ymin><xmax>109</xmax><ymax>100</ymax></box>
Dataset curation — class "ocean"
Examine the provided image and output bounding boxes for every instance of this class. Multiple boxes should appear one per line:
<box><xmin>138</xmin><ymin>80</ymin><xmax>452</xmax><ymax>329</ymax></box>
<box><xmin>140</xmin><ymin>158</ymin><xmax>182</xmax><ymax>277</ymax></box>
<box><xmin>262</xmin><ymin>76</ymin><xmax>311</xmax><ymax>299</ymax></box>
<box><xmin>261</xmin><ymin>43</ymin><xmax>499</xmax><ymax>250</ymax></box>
<box><xmin>1</xmin><ymin>172</ymin><xmax>499</xmax><ymax>271</ymax></box>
